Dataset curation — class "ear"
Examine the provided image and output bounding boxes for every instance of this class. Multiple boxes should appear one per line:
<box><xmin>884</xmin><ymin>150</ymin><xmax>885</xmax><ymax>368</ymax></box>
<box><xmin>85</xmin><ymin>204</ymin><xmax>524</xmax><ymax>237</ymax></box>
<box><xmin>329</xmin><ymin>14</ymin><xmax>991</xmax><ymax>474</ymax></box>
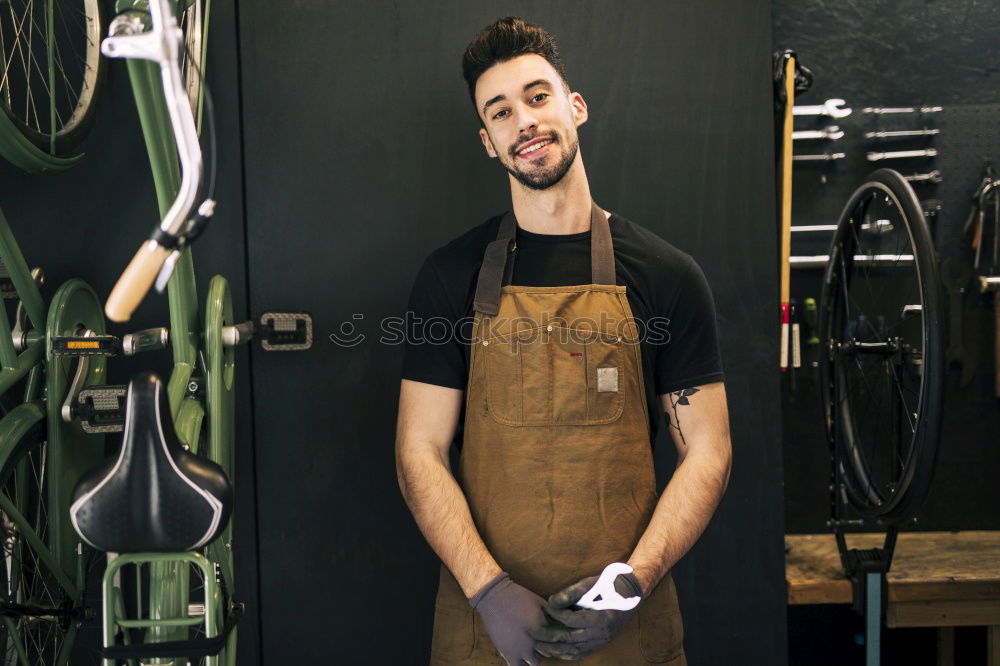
<box><xmin>570</xmin><ymin>91</ymin><xmax>589</xmax><ymax>128</ymax></box>
<box><xmin>479</xmin><ymin>127</ymin><xmax>499</xmax><ymax>158</ymax></box>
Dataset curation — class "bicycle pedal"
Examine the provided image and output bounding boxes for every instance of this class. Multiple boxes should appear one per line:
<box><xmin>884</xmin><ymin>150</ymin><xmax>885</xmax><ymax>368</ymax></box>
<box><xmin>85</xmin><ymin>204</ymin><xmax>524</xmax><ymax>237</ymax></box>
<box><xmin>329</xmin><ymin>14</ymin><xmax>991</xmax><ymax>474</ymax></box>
<box><xmin>51</xmin><ymin>335</ymin><xmax>120</xmax><ymax>357</ymax></box>
<box><xmin>76</xmin><ymin>385</ymin><xmax>128</xmax><ymax>433</ymax></box>
<box><xmin>259</xmin><ymin>312</ymin><xmax>312</xmax><ymax>351</ymax></box>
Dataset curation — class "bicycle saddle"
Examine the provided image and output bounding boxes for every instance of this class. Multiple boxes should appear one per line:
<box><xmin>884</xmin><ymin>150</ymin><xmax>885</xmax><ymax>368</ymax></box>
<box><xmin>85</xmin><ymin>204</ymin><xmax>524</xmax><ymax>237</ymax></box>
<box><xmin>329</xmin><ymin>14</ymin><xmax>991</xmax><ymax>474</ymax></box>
<box><xmin>70</xmin><ymin>372</ymin><xmax>233</xmax><ymax>552</ymax></box>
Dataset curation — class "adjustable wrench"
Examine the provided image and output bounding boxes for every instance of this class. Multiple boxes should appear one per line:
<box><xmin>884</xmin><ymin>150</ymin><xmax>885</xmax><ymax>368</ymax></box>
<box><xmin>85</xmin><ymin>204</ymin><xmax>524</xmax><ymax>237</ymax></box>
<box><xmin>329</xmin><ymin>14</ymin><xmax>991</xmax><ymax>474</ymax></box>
<box><xmin>941</xmin><ymin>257</ymin><xmax>974</xmax><ymax>386</ymax></box>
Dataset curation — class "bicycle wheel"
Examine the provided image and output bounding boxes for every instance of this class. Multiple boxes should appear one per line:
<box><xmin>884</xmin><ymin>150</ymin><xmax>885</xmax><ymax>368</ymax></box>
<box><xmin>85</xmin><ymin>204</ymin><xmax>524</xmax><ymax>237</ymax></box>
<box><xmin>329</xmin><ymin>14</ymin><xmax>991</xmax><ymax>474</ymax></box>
<box><xmin>178</xmin><ymin>0</ymin><xmax>207</xmax><ymax>123</ymax></box>
<box><xmin>818</xmin><ymin>168</ymin><xmax>944</xmax><ymax>522</ymax></box>
<box><xmin>0</xmin><ymin>418</ymin><xmax>76</xmax><ymax>665</ymax></box>
<box><xmin>0</xmin><ymin>0</ymin><xmax>105</xmax><ymax>156</ymax></box>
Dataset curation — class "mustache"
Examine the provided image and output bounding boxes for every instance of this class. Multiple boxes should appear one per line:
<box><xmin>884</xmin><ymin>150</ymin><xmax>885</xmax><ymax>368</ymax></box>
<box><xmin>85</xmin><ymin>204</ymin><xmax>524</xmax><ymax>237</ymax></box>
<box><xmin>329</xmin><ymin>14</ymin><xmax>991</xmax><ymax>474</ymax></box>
<box><xmin>509</xmin><ymin>132</ymin><xmax>558</xmax><ymax>158</ymax></box>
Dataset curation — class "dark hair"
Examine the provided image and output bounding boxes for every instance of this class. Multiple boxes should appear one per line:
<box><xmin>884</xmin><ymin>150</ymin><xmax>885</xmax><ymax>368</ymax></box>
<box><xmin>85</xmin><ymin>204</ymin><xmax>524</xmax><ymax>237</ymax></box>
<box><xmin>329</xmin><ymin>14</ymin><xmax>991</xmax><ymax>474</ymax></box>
<box><xmin>461</xmin><ymin>17</ymin><xmax>569</xmax><ymax>115</ymax></box>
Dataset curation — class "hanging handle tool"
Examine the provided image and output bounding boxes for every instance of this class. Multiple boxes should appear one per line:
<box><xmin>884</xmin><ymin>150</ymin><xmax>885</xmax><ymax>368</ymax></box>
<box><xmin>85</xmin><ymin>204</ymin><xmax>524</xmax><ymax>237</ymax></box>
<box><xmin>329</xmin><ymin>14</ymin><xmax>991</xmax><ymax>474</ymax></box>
<box><xmin>575</xmin><ymin>563</ymin><xmax>641</xmax><ymax>611</ymax></box>
<box><xmin>778</xmin><ymin>56</ymin><xmax>796</xmax><ymax>371</ymax></box>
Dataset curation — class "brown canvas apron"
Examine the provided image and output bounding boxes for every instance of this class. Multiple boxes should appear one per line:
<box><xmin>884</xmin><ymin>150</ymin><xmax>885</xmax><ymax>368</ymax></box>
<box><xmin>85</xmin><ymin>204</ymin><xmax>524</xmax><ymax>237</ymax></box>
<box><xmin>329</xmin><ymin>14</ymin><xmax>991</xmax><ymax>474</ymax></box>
<box><xmin>430</xmin><ymin>203</ymin><xmax>685</xmax><ymax>665</ymax></box>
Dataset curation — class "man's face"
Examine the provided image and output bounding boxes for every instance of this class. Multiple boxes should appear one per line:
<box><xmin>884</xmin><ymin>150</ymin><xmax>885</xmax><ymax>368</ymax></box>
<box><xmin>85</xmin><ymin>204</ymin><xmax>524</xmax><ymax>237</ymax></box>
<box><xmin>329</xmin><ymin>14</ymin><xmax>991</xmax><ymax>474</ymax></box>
<box><xmin>475</xmin><ymin>54</ymin><xmax>587</xmax><ymax>190</ymax></box>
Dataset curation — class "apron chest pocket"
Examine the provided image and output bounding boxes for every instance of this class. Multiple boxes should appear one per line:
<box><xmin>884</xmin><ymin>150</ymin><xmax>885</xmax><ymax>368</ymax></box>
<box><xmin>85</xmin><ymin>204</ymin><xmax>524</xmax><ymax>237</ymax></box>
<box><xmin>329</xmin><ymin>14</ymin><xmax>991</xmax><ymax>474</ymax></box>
<box><xmin>484</xmin><ymin>325</ymin><xmax>625</xmax><ymax>426</ymax></box>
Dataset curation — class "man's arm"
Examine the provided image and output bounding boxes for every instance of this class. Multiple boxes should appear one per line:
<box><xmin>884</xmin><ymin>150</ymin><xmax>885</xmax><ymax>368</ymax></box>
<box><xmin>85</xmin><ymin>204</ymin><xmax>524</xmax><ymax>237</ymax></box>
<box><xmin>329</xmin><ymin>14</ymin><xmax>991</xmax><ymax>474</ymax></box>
<box><xmin>395</xmin><ymin>378</ymin><xmax>502</xmax><ymax>598</ymax></box>
<box><xmin>626</xmin><ymin>381</ymin><xmax>732</xmax><ymax>593</ymax></box>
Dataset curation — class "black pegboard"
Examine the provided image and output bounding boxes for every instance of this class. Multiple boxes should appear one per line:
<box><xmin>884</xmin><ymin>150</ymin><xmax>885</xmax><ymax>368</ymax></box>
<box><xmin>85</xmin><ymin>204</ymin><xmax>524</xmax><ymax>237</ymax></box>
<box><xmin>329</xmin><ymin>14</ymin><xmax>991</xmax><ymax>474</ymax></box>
<box><xmin>789</xmin><ymin>102</ymin><xmax>1000</xmax><ymax>264</ymax></box>
<box><xmin>783</xmin><ymin>100</ymin><xmax>1000</xmax><ymax>536</ymax></box>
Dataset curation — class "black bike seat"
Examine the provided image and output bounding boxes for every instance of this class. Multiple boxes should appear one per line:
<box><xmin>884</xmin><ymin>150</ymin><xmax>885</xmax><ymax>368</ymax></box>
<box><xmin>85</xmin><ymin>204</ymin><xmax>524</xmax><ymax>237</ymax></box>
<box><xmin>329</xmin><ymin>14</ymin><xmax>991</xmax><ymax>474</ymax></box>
<box><xmin>70</xmin><ymin>372</ymin><xmax>233</xmax><ymax>552</ymax></box>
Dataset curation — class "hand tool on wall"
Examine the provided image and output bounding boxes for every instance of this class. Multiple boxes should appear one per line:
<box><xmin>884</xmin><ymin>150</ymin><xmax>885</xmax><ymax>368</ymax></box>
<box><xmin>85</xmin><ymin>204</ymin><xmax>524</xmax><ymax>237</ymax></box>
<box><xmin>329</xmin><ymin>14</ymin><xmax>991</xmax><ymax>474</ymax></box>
<box><xmin>793</xmin><ymin>152</ymin><xmax>847</xmax><ymax>162</ymax></box>
<box><xmin>990</xmin><ymin>282</ymin><xmax>1000</xmax><ymax>399</ymax></box>
<box><xmin>866</xmin><ymin>148</ymin><xmax>938</xmax><ymax>162</ymax></box>
<box><xmin>905</xmin><ymin>170</ymin><xmax>943</xmax><ymax>184</ymax></box>
<box><xmin>793</xmin><ymin>126</ymin><xmax>844</xmax><ymax>140</ymax></box>
<box><xmin>778</xmin><ymin>55</ymin><xmax>795</xmax><ymax>372</ymax></box>
<box><xmin>961</xmin><ymin>160</ymin><xmax>997</xmax><ymax>271</ymax></box>
<box><xmin>804</xmin><ymin>297</ymin><xmax>820</xmax><ymax>345</ymax></box>
<box><xmin>864</xmin><ymin>128</ymin><xmax>941</xmax><ymax>139</ymax></box>
<box><xmin>794</xmin><ymin>98</ymin><xmax>851</xmax><ymax>118</ymax></box>
<box><xmin>862</xmin><ymin>106</ymin><xmax>943</xmax><ymax>114</ymax></box>
<box><xmin>773</xmin><ymin>50</ymin><xmax>812</xmax><ymax>372</ymax></box>
<box><xmin>790</xmin><ymin>300</ymin><xmax>801</xmax><ymax>393</ymax></box>
<box><xmin>941</xmin><ymin>257</ymin><xmax>974</xmax><ymax>387</ymax></box>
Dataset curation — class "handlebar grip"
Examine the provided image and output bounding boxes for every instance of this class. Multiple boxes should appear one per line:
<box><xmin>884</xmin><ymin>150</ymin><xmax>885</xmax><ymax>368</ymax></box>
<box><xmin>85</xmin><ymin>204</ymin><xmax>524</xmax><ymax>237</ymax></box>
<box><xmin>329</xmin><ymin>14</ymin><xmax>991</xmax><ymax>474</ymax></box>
<box><xmin>105</xmin><ymin>241</ymin><xmax>172</xmax><ymax>323</ymax></box>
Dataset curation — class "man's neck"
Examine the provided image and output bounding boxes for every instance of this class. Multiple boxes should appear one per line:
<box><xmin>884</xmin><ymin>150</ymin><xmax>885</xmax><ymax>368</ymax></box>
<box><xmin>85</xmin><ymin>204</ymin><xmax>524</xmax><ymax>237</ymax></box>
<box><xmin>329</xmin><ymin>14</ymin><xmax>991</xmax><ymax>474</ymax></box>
<box><xmin>509</xmin><ymin>157</ymin><xmax>597</xmax><ymax>235</ymax></box>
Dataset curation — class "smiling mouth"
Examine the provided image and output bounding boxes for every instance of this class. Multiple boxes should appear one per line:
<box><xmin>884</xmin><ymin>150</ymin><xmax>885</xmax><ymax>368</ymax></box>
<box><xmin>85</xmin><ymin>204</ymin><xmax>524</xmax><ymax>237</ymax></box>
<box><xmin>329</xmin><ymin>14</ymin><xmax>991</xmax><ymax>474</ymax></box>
<box><xmin>515</xmin><ymin>138</ymin><xmax>555</xmax><ymax>158</ymax></box>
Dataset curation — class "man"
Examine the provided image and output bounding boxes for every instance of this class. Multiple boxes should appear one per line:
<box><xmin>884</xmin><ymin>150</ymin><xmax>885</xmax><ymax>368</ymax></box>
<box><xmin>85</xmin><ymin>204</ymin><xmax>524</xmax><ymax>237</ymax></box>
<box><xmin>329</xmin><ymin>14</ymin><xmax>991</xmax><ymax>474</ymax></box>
<box><xmin>395</xmin><ymin>16</ymin><xmax>731</xmax><ymax>666</ymax></box>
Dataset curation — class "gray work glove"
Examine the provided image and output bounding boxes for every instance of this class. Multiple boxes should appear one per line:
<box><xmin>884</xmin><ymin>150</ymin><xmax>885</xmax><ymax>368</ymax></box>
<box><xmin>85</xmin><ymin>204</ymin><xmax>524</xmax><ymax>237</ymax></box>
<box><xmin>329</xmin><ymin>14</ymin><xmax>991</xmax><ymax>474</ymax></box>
<box><xmin>470</xmin><ymin>572</ymin><xmax>546</xmax><ymax>666</ymax></box>
<box><xmin>530</xmin><ymin>571</ymin><xmax>643</xmax><ymax>660</ymax></box>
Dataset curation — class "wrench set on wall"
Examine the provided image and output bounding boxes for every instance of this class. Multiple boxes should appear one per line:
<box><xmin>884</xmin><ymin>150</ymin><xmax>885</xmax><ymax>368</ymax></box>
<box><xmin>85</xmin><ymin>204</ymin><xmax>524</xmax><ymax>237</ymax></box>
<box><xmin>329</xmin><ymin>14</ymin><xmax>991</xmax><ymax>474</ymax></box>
<box><xmin>788</xmin><ymin>101</ymin><xmax>944</xmax><ymax>268</ymax></box>
<box><xmin>791</xmin><ymin>99</ymin><xmax>943</xmax><ymax>179</ymax></box>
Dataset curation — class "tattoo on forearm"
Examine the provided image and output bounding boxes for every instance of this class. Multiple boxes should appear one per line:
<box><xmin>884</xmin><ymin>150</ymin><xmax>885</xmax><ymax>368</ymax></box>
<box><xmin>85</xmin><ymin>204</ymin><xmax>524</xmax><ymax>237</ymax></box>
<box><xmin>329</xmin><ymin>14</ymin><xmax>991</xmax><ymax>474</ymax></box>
<box><xmin>666</xmin><ymin>387</ymin><xmax>700</xmax><ymax>447</ymax></box>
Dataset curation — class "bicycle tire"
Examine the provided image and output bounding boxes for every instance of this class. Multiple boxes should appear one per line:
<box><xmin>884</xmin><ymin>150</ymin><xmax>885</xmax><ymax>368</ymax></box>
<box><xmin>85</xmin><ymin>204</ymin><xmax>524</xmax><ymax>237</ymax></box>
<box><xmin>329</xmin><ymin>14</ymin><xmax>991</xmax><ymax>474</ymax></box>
<box><xmin>818</xmin><ymin>168</ymin><xmax>944</xmax><ymax>522</ymax></box>
<box><xmin>0</xmin><ymin>0</ymin><xmax>106</xmax><ymax>156</ymax></box>
<box><xmin>0</xmin><ymin>419</ymin><xmax>77</xmax><ymax>665</ymax></box>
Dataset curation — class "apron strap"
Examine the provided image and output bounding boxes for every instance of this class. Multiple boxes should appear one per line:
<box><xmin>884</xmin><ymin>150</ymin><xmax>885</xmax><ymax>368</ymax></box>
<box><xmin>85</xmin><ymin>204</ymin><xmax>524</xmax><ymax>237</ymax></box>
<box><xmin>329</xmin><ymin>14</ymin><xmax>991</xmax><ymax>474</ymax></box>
<box><xmin>590</xmin><ymin>202</ymin><xmax>615</xmax><ymax>286</ymax></box>
<box><xmin>473</xmin><ymin>202</ymin><xmax>615</xmax><ymax>316</ymax></box>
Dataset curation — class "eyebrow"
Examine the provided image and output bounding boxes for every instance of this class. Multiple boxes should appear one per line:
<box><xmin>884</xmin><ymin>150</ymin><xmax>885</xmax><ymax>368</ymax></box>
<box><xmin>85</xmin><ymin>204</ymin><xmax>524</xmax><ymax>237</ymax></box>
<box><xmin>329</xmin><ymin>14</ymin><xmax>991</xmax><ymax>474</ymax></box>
<box><xmin>481</xmin><ymin>79</ymin><xmax>555</xmax><ymax>116</ymax></box>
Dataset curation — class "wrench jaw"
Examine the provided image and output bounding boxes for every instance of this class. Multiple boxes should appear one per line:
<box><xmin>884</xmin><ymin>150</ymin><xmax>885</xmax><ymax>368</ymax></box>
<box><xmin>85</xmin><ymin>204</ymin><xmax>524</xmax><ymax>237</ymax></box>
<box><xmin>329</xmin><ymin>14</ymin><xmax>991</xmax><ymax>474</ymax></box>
<box><xmin>793</xmin><ymin>98</ymin><xmax>853</xmax><ymax>119</ymax></box>
<box><xmin>575</xmin><ymin>562</ymin><xmax>642</xmax><ymax>612</ymax></box>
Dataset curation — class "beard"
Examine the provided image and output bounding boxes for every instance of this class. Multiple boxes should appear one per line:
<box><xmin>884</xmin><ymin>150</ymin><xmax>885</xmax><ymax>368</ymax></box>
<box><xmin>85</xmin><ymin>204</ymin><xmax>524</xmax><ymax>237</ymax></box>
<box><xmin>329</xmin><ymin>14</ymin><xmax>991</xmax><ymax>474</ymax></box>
<box><xmin>500</xmin><ymin>132</ymin><xmax>580</xmax><ymax>191</ymax></box>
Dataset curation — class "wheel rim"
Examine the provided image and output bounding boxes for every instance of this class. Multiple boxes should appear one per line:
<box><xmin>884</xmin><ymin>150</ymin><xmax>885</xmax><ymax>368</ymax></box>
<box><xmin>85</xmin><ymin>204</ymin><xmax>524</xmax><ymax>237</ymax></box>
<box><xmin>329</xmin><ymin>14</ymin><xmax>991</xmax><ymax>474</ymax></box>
<box><xmin>820</xmin><ymin>171</ymin><xmax>942</xmax><ymax>519</ymax></box>
<box><xmin>0</xmin><ymin>431</ymin><xmax>69</xmax><ymax>665</ymax></box>
<box><xmin>0</xmin><ymin>0</ymin><xmax>102</xmax><ymax>154</ymax></box>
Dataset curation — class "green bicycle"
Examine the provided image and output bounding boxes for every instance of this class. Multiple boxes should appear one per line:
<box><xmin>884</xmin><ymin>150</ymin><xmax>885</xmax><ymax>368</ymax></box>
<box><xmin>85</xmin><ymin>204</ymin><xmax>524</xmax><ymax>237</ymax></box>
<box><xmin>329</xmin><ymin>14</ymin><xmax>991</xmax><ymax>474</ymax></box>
<box><xmin>0</xmin><ymin>1</ymin><xmax>309</xmax><ymax>663</ymax></box>
<box><xmin>0</xmin><ymin>1</ymin><xmax>111</xmax><ymax>663</ymax></box>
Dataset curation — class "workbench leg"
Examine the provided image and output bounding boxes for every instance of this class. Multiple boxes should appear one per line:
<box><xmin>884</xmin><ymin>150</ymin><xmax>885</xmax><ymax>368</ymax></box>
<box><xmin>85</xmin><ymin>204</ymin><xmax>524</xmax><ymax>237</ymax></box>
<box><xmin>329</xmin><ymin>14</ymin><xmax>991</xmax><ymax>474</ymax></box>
<box><xmin>989</xmin><ymin>625</ymin><xmax>1000</xmax><ymax>666</ymax></box>
<box><xmin>936</xmin><ymin>627</ymin><xmax>954</xmax><ymax>666</ymax></box>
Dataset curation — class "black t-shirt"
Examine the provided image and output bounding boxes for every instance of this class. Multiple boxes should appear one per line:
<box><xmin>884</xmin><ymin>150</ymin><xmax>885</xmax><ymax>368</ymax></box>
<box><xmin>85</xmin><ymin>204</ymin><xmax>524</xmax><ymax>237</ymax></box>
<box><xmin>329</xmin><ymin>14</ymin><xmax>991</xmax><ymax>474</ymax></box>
<box><xmin>400</xmin><ymin>211</ymin><xmax>725</xmax><ymax>448</ymax></box>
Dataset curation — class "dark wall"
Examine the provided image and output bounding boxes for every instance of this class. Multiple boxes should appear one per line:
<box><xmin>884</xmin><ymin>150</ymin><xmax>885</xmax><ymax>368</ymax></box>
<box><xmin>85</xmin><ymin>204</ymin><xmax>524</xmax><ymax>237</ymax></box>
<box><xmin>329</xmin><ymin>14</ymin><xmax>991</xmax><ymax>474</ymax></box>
<box><xmin>239</xmin><ymin>1</ymin><xmax>783</xmax><ymax>664</ymax></box>
<box><xmin>774</xmin><ymin>1</ymin><xmax>1000</xmax><ymax>108</ymax></box>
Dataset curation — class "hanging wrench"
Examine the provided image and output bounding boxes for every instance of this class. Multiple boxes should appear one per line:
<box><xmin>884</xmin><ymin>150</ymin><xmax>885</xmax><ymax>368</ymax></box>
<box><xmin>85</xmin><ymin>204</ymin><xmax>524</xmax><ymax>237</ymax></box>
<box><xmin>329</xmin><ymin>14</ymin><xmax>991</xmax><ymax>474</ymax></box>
<box><xmin>941</xmin><ymin>257</ymin><xmax>974</xmax><ymax>386</ymax></box>
<box><xmin>793</xmin><ymin>126</ymin><xmax>845</xmax><ymax>141</ymax></box>
<box><xmin>793</xmin><ymin>99</ymin><xmax>852</xmax><ymax>118</ymax></box>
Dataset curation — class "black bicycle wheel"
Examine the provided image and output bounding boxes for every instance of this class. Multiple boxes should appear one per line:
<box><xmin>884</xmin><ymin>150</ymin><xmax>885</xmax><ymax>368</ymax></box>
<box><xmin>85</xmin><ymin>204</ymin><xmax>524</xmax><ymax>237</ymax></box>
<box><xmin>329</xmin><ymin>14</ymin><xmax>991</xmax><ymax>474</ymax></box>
<box><xmin>0</xmin><ymin>420</ymin><xmax>76</xmax><ymax>665</ymax></box>
<box><xmin>818</xmin><ymin>168</ymin><xmax>944</xmax><ymax>522</ymax></box>
<box><xmin>0</xmin><ymin>0</ymin><xmax>105</xmax><ymax>156</ymax></box>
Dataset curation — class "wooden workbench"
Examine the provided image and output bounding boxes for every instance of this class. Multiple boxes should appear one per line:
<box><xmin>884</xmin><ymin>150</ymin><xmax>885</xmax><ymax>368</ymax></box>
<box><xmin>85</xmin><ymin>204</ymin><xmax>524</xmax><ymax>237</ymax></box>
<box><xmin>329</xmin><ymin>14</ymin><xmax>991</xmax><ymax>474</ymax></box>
<box><xmin>786</xmin><ymin>531</ymin><xmax>1000</xmax><ymax>665</ymax></box>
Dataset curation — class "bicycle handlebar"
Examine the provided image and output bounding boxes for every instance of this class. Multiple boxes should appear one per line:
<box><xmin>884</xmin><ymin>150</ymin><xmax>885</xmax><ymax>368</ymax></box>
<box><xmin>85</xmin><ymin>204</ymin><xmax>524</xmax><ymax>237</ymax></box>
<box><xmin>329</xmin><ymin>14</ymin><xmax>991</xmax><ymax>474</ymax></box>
<box><xmin>102</xmin><ymin>0</ymin><xmax>208</xmax><ymax>322</ymax></box>
<box><xmin>105</xmin><ymin>241</ymin><xmax>172</xmax><ymax>322</ymax></box>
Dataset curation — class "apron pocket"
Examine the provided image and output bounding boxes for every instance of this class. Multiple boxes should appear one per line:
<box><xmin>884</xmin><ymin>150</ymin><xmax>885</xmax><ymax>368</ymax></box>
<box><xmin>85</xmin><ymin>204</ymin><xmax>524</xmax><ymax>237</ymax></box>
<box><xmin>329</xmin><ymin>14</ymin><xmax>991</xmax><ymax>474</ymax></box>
<box><xmin>637</xmin><ymin>600</ymin><xmax>684</xmax><ymax>663</ymax></box>
<box><xmin>485</xmin><ymin>325</ymin><xmax>624</xmax><ymax>426</ymax></box>
<box><xmin>430</xmin><ymin>603</ymin><xmax>475</xmax><ymax>662</ymax></box>
<box><xmin>483</xmin><ymin>329</ymin><xmax>524</xmax><ymax>424</ymax></box>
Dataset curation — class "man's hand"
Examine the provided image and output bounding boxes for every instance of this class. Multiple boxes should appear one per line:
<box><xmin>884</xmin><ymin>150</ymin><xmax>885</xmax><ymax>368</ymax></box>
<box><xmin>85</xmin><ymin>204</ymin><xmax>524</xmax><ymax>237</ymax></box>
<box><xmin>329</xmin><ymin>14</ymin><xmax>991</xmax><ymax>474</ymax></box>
<box><xmin>471</xmin><ymin>572</ymin><xmax>547</xmax><ymax>666</ymax></box>
<box><xmin>529</xmin><ymin>570</ymin><xmax>643</xmax><ymax>660</ymax></box>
